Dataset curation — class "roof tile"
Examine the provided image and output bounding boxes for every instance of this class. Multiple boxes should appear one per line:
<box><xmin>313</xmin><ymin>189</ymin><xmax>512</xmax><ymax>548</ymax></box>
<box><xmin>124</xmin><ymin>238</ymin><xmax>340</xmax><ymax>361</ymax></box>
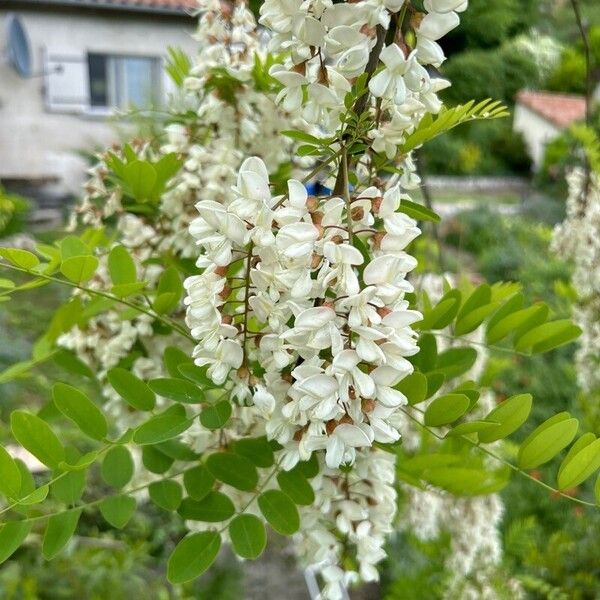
<box><xmin>516</xmin><ymin>90</ymin><xmax>587</xmax><ymax>129</ymax></box>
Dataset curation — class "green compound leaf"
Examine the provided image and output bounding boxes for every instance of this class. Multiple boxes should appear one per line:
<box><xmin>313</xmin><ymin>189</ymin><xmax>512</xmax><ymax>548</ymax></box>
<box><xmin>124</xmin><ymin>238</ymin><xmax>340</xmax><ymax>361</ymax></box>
<box><xmin>107</xmin><ymin>368</ymin><xmax>156</xmax><ymax>411</ymax></box>
<box><xmin>133</xmin><ymin>405</ymin><xmax>191</xmax><ymax>445</ymax></box>
<box><xmin>42</xmin><ymin>509</ymin><xmax>82</xmax><ymax>560</ymax></box>
<box><xmin>183</xmin><ymin>465</ymin><xmax>215</xmax><ymax>501</ymax></box>
<box><xmin>514</xmin><ymin>319</ymin><xmax>582</xmax><ymax>354</ymax></box>
<box><xmin>229</xmin><ymin>514</ymin><xmax>267</xmax><ymax>559</ymax></box>
<box><xmin>178</xmin><ymin>491</ymin><xmax>235</xmax><ymax>522</ymax></box>
<box><xmin>424</xmin><ymin>393</ymin><xmax>471</xmax><ymax>427</ymax></box>
<box><xmin>108</xmin><ymin>245</ymin><xmax>136</xmax><ymax>285</ymax></box>
<box><xmin>206</xmin><ymin>452</ymin><xmax>258</xmax><ymax>492</ymax></box>
<box><xmin>257</xmin><ymin>489</ymin><xmax>300</xmax><ymax>536</ymax></box>
<box><xmin>148</xmin><ymin>378</ymin><xmax>204</xmax><ymax>404</ymax></box>
<box><xmin>60</xmin><ymin>255</ymin><xmax>99</xmax><ymax>283</ymax></box>
<box><xmin>233</xmin><ymin>436</ymin><xmax>275</xmax><ymax>468</ymax></box>
<box><xmin>178</xmin><ymin>363</ymin><xmax>216</xmax><ymax>388</ymax></box>
<box><xmin>52</xmin><ymin>383</ymin><xmax>107</xmax><ymax>441</ymax></box>
<box><xmin>200</xmin><ymin>400</ymin><xmax>232</xmax><ymax>430</ymax></box>
<box><xmin>558</xmin><ymin>438</ymin><xmax>600</xmax><ymax>490</ymax></box>
<box><xmin>397</xmin><ymin>198</ymin><xmax>440</xmax><ymax>223</ymax></box>
<box><xmin>163</xmin><ymin>346</ymin><xmax>192</xmax><ymax>378</ymax></box>
<box><xmin>0</xmin><ymin>446</ymin><xmax>22</xmax><ymax>499</ymax></box>
<box><xmin>0</xmin><ymin>247</ymin><xmax>40</xmax><ymax>270</ymax></box>
<box><xmin>518</xmin><ymin>415</ymin><xmax>579</xmax><ymax>470</ymax></box>
<box><xmin>395</xmin><ymin>371</ymin><xmax>428</xmax><ymax>406</ymax></box>
<box><xmin>99</xmin><ymin>494</ymin><xmax>136</xmax><ymax>529</ymax></box>
<box><xmin>0</xmin><ymin>521</ymin><xmax>32</xmax><ymax>565</ymax></box>
<box><xmin>478</xmin><ymin>394</ymin><xmax>533</xmax><ymax>444</ymax></box>
<box><xmin>167</xmin><ymin>531</ymin><xmax>221</xmax><ymax>584</ymax></box>
<box><xmin>149</xmin><ymin>480</ymin><xmax>183</xmax><ymax>511</ymax></box>
<box><xmin>101</xmin><ymin>446</ymin><xmax>134</xmax><ymax>489</ymax></box>
<box><xmin>51</xmin><ymin>469</ymin><xmax>86</xmax><ymax>505</ymax></box>
<box><xmin>11</xmin><ymin>410</ymin><xmax>65</xmax><ymax>469</ymax></box>
<box><xmin>277</xmin><ymin>469</ymin><xmax>315</xmax><ymax>506</ymax></box>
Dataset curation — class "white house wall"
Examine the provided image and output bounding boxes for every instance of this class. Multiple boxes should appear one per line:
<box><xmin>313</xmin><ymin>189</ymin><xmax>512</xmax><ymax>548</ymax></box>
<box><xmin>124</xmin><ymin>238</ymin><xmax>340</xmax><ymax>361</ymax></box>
<box><xmin>513</xmin><ymin>104</ymin><xmax>561</xmax><ymax>172</ymax></box>
<box><xmin>0</xmin><ymin>8</ymin><xmax>197</xmax><ymax>198</ymax></box>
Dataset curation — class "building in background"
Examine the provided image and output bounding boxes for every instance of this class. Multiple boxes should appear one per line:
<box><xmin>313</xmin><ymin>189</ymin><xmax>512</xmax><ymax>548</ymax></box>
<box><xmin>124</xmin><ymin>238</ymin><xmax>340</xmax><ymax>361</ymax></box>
<box><xmin>0</xmin><ymin>0</ymin><xmax>196</xmax><ymax>205</ymax></box>
<box><xmin>513</xmin><ymin>90</ymin><xmax>587</xmax><ymax>171</ymax></box>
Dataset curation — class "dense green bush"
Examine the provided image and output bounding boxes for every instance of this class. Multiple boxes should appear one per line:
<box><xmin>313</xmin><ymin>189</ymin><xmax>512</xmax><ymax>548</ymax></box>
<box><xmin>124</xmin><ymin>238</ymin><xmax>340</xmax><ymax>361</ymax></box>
<box><xmin>546</xmin><ymin>25</ymin><xmax>600</xmax><ymax>94</ymax></box>
<box><xmin>422</xmin><ymin>120</ymin><xmax>531</xmax><ymax>176</ymax></box>
<box><xmin>0</xmin><ymin>188</ymin><xmax>30</xmax><ymax>239</ymax></box>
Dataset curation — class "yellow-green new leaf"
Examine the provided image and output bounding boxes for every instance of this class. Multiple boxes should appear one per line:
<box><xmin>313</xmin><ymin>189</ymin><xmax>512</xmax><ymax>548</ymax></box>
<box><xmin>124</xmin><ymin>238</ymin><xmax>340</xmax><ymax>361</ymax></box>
<box><xmin>518</xmin><ymin>417</ymin><xmax>579</xmax><ymax>470</ymax></box>
<box><xmin>514</xmin><ymin>319</ymin><xmax>582</xmax><ymax>354</ymax></box>
<box><xmin>108</xmin><ymin>245</ymin><xmax>136</xmax><ymax>285</ymax></box>
<box><xmin>53</xmin><ymin>383</ymin><xmax>107</xmax><ymax>441</ymax></box>
<box><xmin>478</xmin><ymin>394</ymin><xmax>532</xmax><ymax>443</ymax></box>
<box><xmin>60</xmin><ymin>255</ymin><xmax>99</xmax><ymax>283</ymax></box>
<box><xmin>424</xmin><ymin>394</ymin><xmax>470</xmax><ymax>427</ymax></box>
<box><xmin>42</xmin><ymin>509</ymin><xmax>81</xmax><ymax>560</ymax></box>
<box><xmin>395</xmin><ymin>371</ymin><xmax>428</xmax><ymax>406</ymax></box>
<box><xmin>167</xmin><ymin>531</ymin><xmax>221</xmax><ymax>584</ymax></box>
<box><xmin>486</xmin><ymin>304</ymin><xmax>545</xmax><ymax>345</ymax></box>
<box><xmin>0</xmin><ymin>248</ymin><xmax>39</xmax><ymax>270</ymax></box>
<box><xmin>557</xmin><ymin>438</ymin><xmax>600</xmax><ymax>490</ymax></box>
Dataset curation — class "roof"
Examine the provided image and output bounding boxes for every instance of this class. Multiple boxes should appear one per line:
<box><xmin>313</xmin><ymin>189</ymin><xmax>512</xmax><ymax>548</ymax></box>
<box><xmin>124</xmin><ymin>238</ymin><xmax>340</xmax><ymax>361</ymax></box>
<box><xmin>516</xmin><ymin>90</ymin><xmax>587</xmax><ymax>129</ymax></box>
<box><xmin>5</xmin><ymin>0</ymin><xmax>197</xmax><ymax>16</ymax></box>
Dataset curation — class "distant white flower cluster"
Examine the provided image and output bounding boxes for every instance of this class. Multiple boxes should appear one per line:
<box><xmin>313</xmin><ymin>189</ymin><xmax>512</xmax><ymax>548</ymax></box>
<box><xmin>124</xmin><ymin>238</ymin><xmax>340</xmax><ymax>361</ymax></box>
<box><xmin>552</xmin><ymin>168</ymin><xmax>600</xmax><ymax>392</ymax></box>
<box><xmin>261</xmin><ymin>0</ymin><xmax>464</xmax><ymax>148</ymax></box>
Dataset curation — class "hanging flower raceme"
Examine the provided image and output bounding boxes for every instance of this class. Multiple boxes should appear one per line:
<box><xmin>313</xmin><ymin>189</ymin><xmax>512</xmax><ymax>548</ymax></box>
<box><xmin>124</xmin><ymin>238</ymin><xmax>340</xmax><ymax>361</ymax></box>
<box><xmin>185</xmin><ymin>155</ymin><xmax>422</xmax><ymax>588</ymax></box>
<box><xmin>552</xmin><ymin>168</ymin><xmax>600</xmax><ymax>393</ymax></box>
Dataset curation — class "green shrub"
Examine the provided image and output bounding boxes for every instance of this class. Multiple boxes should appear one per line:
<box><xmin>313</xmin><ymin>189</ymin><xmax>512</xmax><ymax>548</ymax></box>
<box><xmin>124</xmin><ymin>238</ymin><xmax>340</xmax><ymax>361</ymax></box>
<box><xmin>0</xmin><ymin>187</ymin><xmax>30</xmax><ymax>239</ymax></box>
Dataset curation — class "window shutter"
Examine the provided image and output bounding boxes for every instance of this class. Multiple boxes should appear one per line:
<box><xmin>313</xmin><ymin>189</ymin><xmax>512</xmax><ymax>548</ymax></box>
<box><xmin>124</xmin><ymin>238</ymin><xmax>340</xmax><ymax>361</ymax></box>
<box><xmin>44</xmin><ymin>48</ymin><xmax>90</xmax><ymax>113</ymax></box>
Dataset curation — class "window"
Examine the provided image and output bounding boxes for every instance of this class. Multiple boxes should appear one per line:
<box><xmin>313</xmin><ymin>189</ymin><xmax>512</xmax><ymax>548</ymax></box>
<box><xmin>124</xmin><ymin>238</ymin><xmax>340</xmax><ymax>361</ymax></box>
<box><xmin>88</xmin><ymin>53</ymin><xmax>161</xmax><ymax>110</ymax></box>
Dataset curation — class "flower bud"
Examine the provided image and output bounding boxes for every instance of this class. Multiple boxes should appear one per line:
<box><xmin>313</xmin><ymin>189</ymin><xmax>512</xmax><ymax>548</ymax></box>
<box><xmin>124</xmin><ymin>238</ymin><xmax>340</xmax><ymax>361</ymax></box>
<box><xmin>236</xmin><ymin>365</ymin><xmax>249</xmax><ymax>380</ymax></box>
<box><xmin>306</xmin><ymin>196</ymin><xmax>319</xmax><ymax>212</ymax></box>
<box><xmin>361</xmin><ymin>398</ymin><xmax>376</xmax><ymax>413</ymax></box>
<box><xmin>350</xmin><ymin>206</ymin><xmax>365</xmax><ymax>221</ymax></box>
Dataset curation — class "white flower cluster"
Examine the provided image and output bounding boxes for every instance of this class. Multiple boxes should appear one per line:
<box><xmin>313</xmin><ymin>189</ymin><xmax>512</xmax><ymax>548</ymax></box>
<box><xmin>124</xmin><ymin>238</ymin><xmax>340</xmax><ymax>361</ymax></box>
<box><xmin>184</xmin><ymin>148</ymin><xmax>422</xmax><ymax>592</ymax></box>
<box><xmin>261</xmin><ymin>0</ymin><xmax>466</xmax><ymax>141</ymax></box>
<box><xmin>185</xmin><ymin>156</ymin><xmax>421</xmax><ymax>469</ymax></box>
<box><xmin>552</xmin><ymin>168</ymin><xmax>600</xmax><ymax>392</ymax></box>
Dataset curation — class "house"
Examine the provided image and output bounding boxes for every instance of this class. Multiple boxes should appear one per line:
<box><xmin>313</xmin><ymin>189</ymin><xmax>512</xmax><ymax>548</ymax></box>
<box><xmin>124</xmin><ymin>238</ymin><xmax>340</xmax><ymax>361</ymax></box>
<box><xmin>0</xmin><ymin>0</ymin><xmax>197</xmax><ymax>204</ymax></box>
<box><xmin>513</xmin><ymin>90</ymin><xmax>587</xmax><ymax>171</ymax></box>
